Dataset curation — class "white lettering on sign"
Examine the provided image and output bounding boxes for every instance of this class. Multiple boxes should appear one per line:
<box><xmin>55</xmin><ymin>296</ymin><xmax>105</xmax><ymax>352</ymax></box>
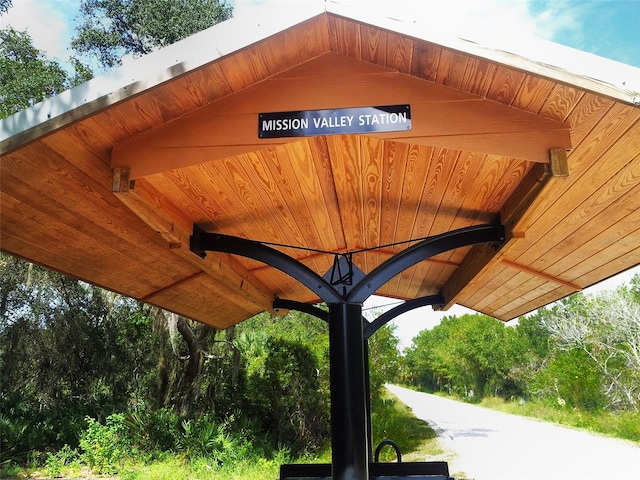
<box><xmin>312</xmin><ymin>115</ymin><xmax>354</xmax><ymax>129</ymax></box>
<box><xmin>358</xmin><ymin>111</ymin><xmax>407</xmax><ymax>126</ymax></box>
<box><xmin>258</xmin><ymin>105</ymin><xmax>411</xmax><ymax>138</ymax></box>
<box><xmin>261</xmin><ymin>117</ymin><xmax>309</xmax><ymax>132</ymax></box>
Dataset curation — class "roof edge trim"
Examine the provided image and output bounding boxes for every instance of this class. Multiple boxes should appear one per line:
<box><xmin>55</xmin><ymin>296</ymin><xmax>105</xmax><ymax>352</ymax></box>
<box><xmin>0</xmin><ymin>1</ymin><xmax>326</xmax><ymax>153</ymax></box>
<box><xmin>326</xmin><ymin>1</ymin><xmax>640</xmax><ymax>107</ymax></box>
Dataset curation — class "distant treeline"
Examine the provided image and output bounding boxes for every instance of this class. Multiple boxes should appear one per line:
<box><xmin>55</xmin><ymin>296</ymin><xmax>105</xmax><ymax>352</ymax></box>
<box><xmin>401</xmin><ymin>277</ymin><xmax>640</xmax><ymax>413</ymax></box>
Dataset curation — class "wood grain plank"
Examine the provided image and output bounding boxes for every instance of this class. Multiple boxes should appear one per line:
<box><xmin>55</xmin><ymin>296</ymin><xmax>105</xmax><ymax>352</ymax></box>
<box><xmin>383</xmin><ymin>29</ymin><xmax>413</xmax><ymax>74</ymax></box>
<box><xmin>360</xmin><ymin>136</ymin><xmax>385</xmax><ymax>271</ymax></box>
<box><xmin>307</xmin><ymin>136</ymin><xmax>347</xmax><ymax>251</ymax></box>
<box><xmin>538</xmin><ymin>83</ymin><xmax>584</xmax><ymax>122</ymax></box>
<box><xmin>174</xmin><ymin>62</ymin><xmax>234</xmax><ymax>106</ymax></box>
<box><xmin>486</xmin><ymin>65</ymin><xmax>526</xmax><ymax>105</ymax></box>
<box><xmin>473</xmin><ymin>269</ymin><xmax>535</xmax><ymax>314</ymax></box>
<box><xmin>559</xmin><ymin>210</ymin><xmax>640</xmax><ymax>285</ymax></box>
<box><xmin>402</xmin><ymin>147</ymin><xmax>458</xmax><ymax>296</ymax></box>
<box><xmin>505</xmin><ymin>102</ymin><xmax>638</xmax><ymax>255</ymax></box>
<box><xmin>280</xmin><ymin>140</ymin><xmax>341</xmax><ymax>251</ymax></box>
<box><xmin>114</xmin><ymin>184</ymin><xmax>276</xmax><ymax>310</ymax></box>
<box><xmin>511</xmin><ymin>109</ymin><xmax>640</xmax><ymax>266</ymax></box>
<box><xmin>458</xmin><ymin>260</ymin><xmax>513</xmax><ymax>308</ymax></box>
<box><xmin>570</xmin><ymin>242</ymin><xmax>640</xmax><ymax>292</ymax></box>
<box><xmin>511</xmin><ymin>75</ymin><xmax>556</xmax><ymax>113</ymax></box>
<box><xmin>1</xmin><ymin>154</ymin><xmax>198</xmax><ymax>282</ymax></box>
<box><xmin>490</xmin><ymin>284</ymin><xmax>573</xmax><ymax>320</ymax></box>
<box><xmin>459</xmin><ymin>57</ymin><xmax>496</xmax><ymax>97</ymax></box>
<box><xmin>537</xmin><ymin>151</ymin><xmax>640</xmax><ymax>279</ymax></box>
<box><xmin>0</xmin><ymin>191</ymin><xmax>181</xmax><ymax>297</ymax></box>
<box><xmin>411</xmin><ymin>148</ymin><xmax>458</xmax><ymax>239</ymax></box>
<box><xmin>393</xmin><ymin>144</ymin><xmax>435</xmax><ymax>250</ymax></box>
<box><xmin>436</xmin><ymin>49</ymin><xmax>469</xmax><ymax>90</ymax></box>
<box><xmin>379</xmin><ymin>141</ymin><xmax>410</xmax><ymax>247</ymax></box>
<box><xmin>328</xmin><ymin>15</ymin><xmax>361</xmax><ymax>59</ymax></box>
<box><xmin>326</xmin><ymin>135</ymin><xmax>365</xmax><ymax>251</ymax></box>
<box><xmin>360</xmin><ymin>23</ymin><xmax>387</xmax><ymax>66</ymax></box>
<box><xmin>410</xmin><ymin>41</ymin><xmax>441</xmax><ymax>82</ymax></box>
<box><xmin>490</xmin><ymin>276</ymin><xmax>568</xmax><ymax>319</ymax></box>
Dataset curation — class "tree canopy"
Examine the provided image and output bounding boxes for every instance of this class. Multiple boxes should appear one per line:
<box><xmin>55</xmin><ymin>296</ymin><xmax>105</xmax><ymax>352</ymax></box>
<box><xmin>72</xmin><ymin>0</ymin><xmax>233</xmax><ymax>70</ymax></box>
<box><xmin>402</xmin><ymin>277</ymin><xmax>640</xmax><ymax>411</ymax></box>
<box><xmin>0</xmin><ymin>28</ymin><xmax>82</xmax><ymax>118</ymax></box>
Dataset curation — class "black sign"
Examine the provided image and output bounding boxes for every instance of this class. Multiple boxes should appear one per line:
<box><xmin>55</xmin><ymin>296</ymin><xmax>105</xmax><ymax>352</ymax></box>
<box><xmin>259</xmin><ymin>104</ymin><xmax>411</xmax><ymax>139</ymax></box>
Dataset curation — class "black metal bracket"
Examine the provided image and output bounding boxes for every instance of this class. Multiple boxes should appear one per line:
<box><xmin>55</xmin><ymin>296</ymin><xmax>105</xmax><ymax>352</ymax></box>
<box><xmin>273</xmin><ymin>298</ymin><xmax>329</xmax><ymax>323</ymax></box>
<box><xmin>190</xmin><ymin>222</ymin><xmax>504</xmax><ymax>305</ymax></box>
<box><xmin>345</xmin><ymin>223</ymin><xmax>504</xmax><ymax>303</ymax></box>
<box><xmin>190</xmin><ymin>225</ymin><xmax>343</xmax><ymax>303</ymax></box>
<box><xmin>363</xmin><ymin>294</ymin><xmax>444</xmax><ymax>339</ymax></box>
<box><xmin>274</xmin><ymin>294</ymin><xmax>445</xmax><ymax>340</ymax></box>
<box><xmin>329</xmin><ymin>253</ymin><xmax>355</xmax><ymax>286</ymax></box>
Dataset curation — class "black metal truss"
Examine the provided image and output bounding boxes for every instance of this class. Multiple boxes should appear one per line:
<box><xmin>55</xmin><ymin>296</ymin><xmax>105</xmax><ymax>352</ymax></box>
<box><xmin>190</xmin><ymin>222</ymin><xmax>504</xmax><ymax>305</ymax></box>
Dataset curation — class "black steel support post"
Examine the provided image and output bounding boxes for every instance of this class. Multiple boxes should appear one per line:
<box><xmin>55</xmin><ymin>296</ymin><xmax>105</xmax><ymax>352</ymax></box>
<box><xmin>190</xmin><ymin>221</ymin><xmax>506</xmax><ymax>480</ymax></box>
<box><xmin>329</xmin><ymin>302</ymin><xmax>369</xmax><ymax>480</ymax></box>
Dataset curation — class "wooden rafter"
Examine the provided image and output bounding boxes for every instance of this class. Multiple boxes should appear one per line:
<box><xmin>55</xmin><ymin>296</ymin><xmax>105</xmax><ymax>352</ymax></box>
<box><xmin>438</xmin><ymin>151</ymin><xmax>570</xmax><ymax>311</ymax></box>
<box><xmin>112</xmin><ymin>177</ymin><xmax>275</xmax><ymax>311</ymax></box>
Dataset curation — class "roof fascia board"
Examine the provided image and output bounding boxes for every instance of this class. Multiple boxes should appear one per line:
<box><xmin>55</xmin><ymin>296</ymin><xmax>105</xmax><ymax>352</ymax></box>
<box><xmin>326</xmin><ymin>0</ymin><xmax>640</xmax><ymax>107</ymax></box>
<box><xmin>0</xmin><ymin>1</ymin><xmax>326</xmax><ymax>152</ymax></box>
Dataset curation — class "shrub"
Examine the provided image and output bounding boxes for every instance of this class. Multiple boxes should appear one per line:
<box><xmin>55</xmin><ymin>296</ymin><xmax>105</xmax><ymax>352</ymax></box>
<box><xmin>0</xmin><ymin>413</ymin><xmax>30</xmax><ymax>464</ymax></box>
<box><xmin>531</xmin><ymin>349</ymin><xmax>607</xmax><ymax>411</ymax></box>
<box><xmin>44</xmin><ymin>444</ymin><xmax>80</xmax><ymax>477</ymax></box>
<box><xmin>79</xmin><ymin>414</ymin><xmax>131</xmax><ymax>474</ymax></box>
<box><xmin>178</xmin><ymin>415</ymin><xmax>237</xmax><ymax>463</ymax></box>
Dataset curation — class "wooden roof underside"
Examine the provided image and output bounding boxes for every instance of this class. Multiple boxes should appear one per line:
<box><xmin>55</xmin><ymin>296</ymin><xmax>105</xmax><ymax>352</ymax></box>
<box><xmin>2</xmin><ymin>7</ymin><xmax>640</xmax><ymax>328</ymax></box>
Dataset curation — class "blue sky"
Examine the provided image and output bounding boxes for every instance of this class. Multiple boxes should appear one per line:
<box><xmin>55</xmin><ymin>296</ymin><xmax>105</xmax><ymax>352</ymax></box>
<box><xmin>2</xmin><ymin>0</ymin><xmax>639</xmax><ymax>70</ymax></box>
<box><xmin>2</xmin><ymin>0</ymin><xmax>639</xmax><ymax>346</ymax></box>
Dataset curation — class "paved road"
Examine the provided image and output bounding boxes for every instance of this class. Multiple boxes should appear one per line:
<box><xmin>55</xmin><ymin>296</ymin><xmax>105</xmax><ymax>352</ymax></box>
<box><xmin>386</xmin><ymin>384</ymin><xmax>640</xmax><ymax>480</ymax></box>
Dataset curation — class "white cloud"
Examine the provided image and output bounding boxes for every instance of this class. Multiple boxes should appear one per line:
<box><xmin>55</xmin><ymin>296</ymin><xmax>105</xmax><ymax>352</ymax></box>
<box><xmin>2</xmin><ymin>0</ymin><xmax>75</xmax><ymax>63</ymax></box>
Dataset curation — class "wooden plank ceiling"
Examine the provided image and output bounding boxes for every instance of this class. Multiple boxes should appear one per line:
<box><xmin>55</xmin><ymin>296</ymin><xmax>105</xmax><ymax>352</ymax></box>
<box><xmin>2</xmin><ymin>8</ymin><xmax>639</xmax><ymax>328</ymax></box>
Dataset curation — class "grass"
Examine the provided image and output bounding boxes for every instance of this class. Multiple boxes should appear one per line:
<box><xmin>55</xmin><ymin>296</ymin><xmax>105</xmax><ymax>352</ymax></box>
<box><xmin>371</xmin><ymin>390</ymin><xmax>444</xmax><ymax>462</ymax></box>
<box><xmin>3</xmin><ymin>393</ymin><xmax>443</xmax><ymax>479</ymax></box>
<box><xmin>479</xmin><ymin>396</ymin><xmax>640</xmax><ymax>444</ymax></box>
<box><xmin>118</xmin><ymin>455</ymin><xmax>286</xmax><ymax>480</ymax></box>
<box><xmin>3</xmin><ymin>455</ymin><xmax>289</xmax><ymax>480</ymax></box>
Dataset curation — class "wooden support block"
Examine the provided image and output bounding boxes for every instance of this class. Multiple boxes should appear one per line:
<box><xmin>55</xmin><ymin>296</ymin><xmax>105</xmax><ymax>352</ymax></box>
<box><xmin>112</xmin><ymin>166</ymin><xmax>133</xmax><ymax>192</ymax></box>
<box><xmin>549</xmin><ymin>148</ymin><xmax>570</xmax><ymax>177</ymax></box>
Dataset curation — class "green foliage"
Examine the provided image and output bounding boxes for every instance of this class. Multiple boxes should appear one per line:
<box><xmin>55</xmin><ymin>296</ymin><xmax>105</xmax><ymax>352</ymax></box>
<box><xmin>0</xmin><ymin>28</ymin><xmax>69</xmax><ymax>117</ymax></box>
<box><xmin>246</xmin><ymin>337</ymin><xmax>329</xmax><ymax>454</ymax></box>
<box><xmin>124</xmin><ymin>408</ymin><xmax>182</xmax><ymax>454</ymax></box>
<box><xmin>0</xmin><ymin>0</ymin><xmax>12</xmax><ymax>15</ymax></box>
<box><xmin>72</xmin><ymin>0</ymin><xmax>233</xmax><ymax>70</ymax></box>
<box><xmin>368</xmin><ymin>324</ymin><xmax>401</xmax><ymax>398</ymax></box>
<box><xmin>44</xmin><ymin>445</ymin><xmax>80</xmax><ymax>478</ymax></box>
<box><xmin>404</xmin><ymin>313</ymin><xmax>521</xmax><ymax>400</ymax></box>
<box><xmin>0</xmin><ymin>413</ymin><xmax>29</xmax><ymax>464</ymax></box>
<box><xmin>179</xmin><ymin>415</ymin><xmax>237</xmax><ymax>462</ymax></box>
<box><xmin>531</xmin><ymin>348</ymin><xmax>607</xmax><ymax>411</ymax></box>
<box><xmin>0</xmin><ymin>255</ymin><xmax>158</xmax><ymax>454</ymax></box>
<box><xmin>403</xmin><ymin>278</ymin><xmax>640</xmax><ymax>416</ymax></box>
<box><xmin>79</xmin><ymin>414</ymin><xmax>131</xmax><ymax>474</ymax></box>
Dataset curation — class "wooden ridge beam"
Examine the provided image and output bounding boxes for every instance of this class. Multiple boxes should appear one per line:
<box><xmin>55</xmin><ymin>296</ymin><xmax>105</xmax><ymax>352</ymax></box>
<box><xmin>112</xmin><ymin>175</ymin><xmax>275</xmax><ymax>311</ymax></box>
<box><xmin>110</xmin><ymin>56</ymin><xmax>571</xmax><ymax>178</ymax></box>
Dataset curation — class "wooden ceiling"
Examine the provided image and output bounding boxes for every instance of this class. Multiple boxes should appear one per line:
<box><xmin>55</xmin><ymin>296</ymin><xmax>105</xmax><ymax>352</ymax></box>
<box><xmin>2</xmin><ymin>5</ymin><xmax>639</xmax><ymax>328</ymax></box>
